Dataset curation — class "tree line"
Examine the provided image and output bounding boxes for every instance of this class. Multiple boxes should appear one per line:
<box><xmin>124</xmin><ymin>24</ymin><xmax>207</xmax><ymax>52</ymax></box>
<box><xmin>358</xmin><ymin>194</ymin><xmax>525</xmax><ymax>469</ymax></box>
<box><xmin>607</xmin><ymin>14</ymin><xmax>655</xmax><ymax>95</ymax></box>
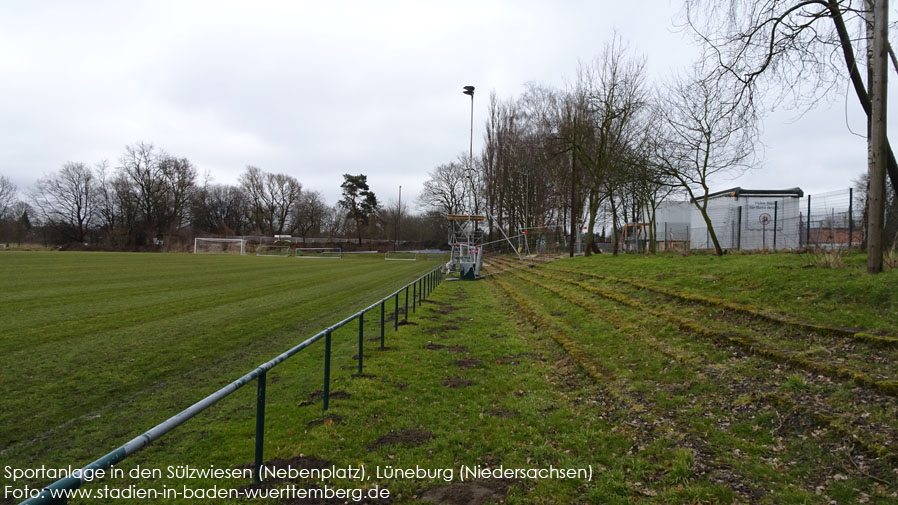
<box><xmin>0</xmin><ymin>142</ymin><xmax>448</xmax><ymax>250</ymax></box>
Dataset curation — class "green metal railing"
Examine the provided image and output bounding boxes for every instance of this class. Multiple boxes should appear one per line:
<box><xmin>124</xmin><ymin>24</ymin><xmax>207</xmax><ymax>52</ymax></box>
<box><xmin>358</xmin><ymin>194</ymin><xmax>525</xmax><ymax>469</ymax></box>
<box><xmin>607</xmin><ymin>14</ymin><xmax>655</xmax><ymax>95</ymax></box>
<box><xmin>20</xmin><ymin>266</ymin><xmax>445</xmax><ymax>505</ymax></box>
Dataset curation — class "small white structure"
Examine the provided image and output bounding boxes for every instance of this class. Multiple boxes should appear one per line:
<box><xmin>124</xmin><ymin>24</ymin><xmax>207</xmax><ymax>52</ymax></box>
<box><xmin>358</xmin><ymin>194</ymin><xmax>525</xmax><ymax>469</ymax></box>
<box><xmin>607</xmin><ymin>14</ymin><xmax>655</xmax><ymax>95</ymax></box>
<box><xmin>651</xmin><ymin>201</ymin><xmax>692</xmax><ymax>250</ymax></box>
<box><xmin>688</xmin><ymin>187</ymin><xmax>804</xmax><ymax>251</ymax></box>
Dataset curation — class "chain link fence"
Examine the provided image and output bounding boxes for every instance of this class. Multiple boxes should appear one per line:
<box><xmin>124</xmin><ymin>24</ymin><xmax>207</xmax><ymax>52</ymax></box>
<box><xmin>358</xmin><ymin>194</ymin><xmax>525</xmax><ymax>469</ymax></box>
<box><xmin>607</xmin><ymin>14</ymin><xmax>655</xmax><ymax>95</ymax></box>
<box><xmin>650</xmin><ymin>188</ymin><xmax>866</xmax><ymax>253</ymax></box>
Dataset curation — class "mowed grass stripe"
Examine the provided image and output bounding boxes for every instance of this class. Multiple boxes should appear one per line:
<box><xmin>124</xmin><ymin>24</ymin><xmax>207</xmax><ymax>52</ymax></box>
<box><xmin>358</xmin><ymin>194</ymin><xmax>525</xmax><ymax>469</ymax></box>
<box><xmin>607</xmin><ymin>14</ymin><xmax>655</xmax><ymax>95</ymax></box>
<box><xmin>0</xmin><ymin>252</ymin><xmax>433</xmax><ymax>450</ymax></box>
<box><xmin>0</xmin><ymin>256</ymin><xmax>383</xmax><ymax>336</ymax></box>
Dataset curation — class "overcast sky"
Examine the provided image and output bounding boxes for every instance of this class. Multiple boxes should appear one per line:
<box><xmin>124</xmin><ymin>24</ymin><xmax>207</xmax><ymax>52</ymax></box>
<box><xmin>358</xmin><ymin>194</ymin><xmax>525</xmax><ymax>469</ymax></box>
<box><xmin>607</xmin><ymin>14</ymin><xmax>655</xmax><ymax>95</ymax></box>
<box><xmin>0</xmin><ymin>1</ymin><xmax>889</xmax><ymax>210</ymax></box>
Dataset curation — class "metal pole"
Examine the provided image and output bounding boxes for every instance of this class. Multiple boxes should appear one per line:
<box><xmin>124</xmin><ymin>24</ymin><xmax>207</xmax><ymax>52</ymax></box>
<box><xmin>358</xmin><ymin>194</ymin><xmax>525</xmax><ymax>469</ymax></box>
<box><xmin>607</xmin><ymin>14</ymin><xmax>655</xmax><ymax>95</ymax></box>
<box><xmin>380</xmin><ymin>301</ymin><xmax>385</xmax><ymax>349</ymax></box>
<box><xmin>807</xmin><ymin>195</ymin><xmax>811</xmax><ymax>246</ymax></box>
<box><xmin>396</xmin><ymin>185</ymin><xmax>401</xmax><ymax>251</ymax></box>
<box><xmin>831</xmin><ymin>208</ymin><xmax>836</xmax><ymax>248</ymax></box>
<box><xmin>404</xmin><ymin>286</ymin><xmax>409</xmax><ymax>323</ymax></box>
<box><xmin>469</xmin><ymin>92</ymin><xmax>474</xmax><ymax>163</ymax></box>
<box><xmin>773</xmin><ymin>201</ymin><xmax>778</xmax><ymax>251</ymax></box>
<box><xmin>412</xmin><ymin>282</ymin><xmax>416</xmax><ymax>313</ymax></box>
<box><xmin>737</xmin><ymin>206</ymin><xmax>742</xmax><ymax>250</ymax></box>
<box><xmin>253</xmin><ymin>371</ymin><xmax>266</xmax><ymax>484</ymax></box>
<box><xmin>357</xmin><ymin>313</ymin><xmax>364</xmax><ymax>375</ymax></box>
<box><xmin>849</xmin><ymin>187</ymin><xmax>854</xmax><ymax>248</ymax></box>
<box><xmin>323</xmin><ymin>330</ymin><xmax>331</xmax><ymax>411</ymax></box>
<box><xmin>394</xmin><ymin>293</ymin><xmax>399</xmax><ymax>331</ymax></box>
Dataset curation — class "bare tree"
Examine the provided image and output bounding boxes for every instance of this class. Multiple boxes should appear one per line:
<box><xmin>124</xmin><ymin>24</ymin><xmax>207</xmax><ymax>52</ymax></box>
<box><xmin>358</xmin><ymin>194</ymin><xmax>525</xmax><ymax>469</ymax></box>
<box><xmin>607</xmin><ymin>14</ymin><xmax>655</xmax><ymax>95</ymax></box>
<box><xmin>192</xmin><ymin>183</ymin><xmax>248</xmax><ymax>235</ymax></box>
<box><xmin>31</xmin><ymin>162</ymin><xmax>97</xmax><ymax>243</ymax></box>
<box><xmin>418</xmin><ymin>160</ymin><xmax>470</xmax><ymax>216</ymax></box>
<box><xmin>653</xmin><ymin>72</ymin><xmax>758</xmax><ymax>256</ymax></box>
<box><xmin>119</xmin><ymin>142</ymin><xmax>165</xmax><ymax>240</ymax></box>
<box><xmin>293</xmin><ymin>190</ymin><xmax>327</xmax><ymax>243</ymax></box>
<box><xmin>0</xmin><ymin>175</ymin><xmax>16</xmax><ymax>221</ymax></box>
<box><xmin>157</xmin><ymin>155</ymin><xmax>197</xmax><ymax>232</ymax></box>
<box><xmin>240</xmin><ymin>166</ymin><xmax>303</xmax><ymax>236</ymax></box>
<box><xmin>576</xmin><ymin>37</ymin><xmax>648</xmax><ymax>255</ymax></box>
<box><xmin>683</xmin><ymin>0</ymin><xmax>895</xmax><ymax>268</ymax></box>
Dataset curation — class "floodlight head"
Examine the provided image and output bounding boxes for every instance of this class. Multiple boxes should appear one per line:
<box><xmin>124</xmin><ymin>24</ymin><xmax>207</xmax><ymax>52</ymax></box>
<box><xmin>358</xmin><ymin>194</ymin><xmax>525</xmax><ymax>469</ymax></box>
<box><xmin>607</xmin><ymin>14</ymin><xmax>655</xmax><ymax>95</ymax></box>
<box><xmin>463</xmin><ymin>85</ymin><xmax>475</xmax><ymax>96</ymax></box>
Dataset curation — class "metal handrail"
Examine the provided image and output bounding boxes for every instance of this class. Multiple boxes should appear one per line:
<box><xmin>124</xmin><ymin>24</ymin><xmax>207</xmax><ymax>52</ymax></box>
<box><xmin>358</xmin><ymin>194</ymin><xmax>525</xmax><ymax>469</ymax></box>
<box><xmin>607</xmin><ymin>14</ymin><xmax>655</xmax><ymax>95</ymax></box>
<box><xmin>20</xmin><ymin>265</ymin><xmax>444</xmax><ymax>505</ymax></box>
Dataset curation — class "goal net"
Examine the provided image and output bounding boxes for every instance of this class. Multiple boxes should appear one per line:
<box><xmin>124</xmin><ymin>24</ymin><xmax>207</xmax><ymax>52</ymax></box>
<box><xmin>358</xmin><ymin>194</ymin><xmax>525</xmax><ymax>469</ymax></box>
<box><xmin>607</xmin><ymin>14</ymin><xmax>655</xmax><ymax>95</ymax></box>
<box><xmin>385</xmin><ymin>251</ymin><xmax>418</xmax><ymax>261</ymax></box>
<box><xmin>295</xmin><ymin>247</ymin><xmax>342</xmax><ymax>259</ymax></box>
<box><xmin>194</xmin><ymin>237</ymin><xmax>246</xmax><ymax>255</ymax></box>
<box><xmin>256</xmin><ymin>244</ymin><xmax>293</xmax><ymax>257</ymax></box>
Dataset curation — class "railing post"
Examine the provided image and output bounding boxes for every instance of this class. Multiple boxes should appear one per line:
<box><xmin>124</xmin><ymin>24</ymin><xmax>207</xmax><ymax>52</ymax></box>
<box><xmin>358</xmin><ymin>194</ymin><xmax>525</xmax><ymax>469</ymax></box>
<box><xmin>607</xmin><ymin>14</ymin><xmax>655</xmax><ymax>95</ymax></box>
<box><xmin>253</xmin><ymin>370</ymin><xmax>266</xmax><ymax>484</ymax></box>
<box><xmin>323</xmin><ymin>330</ymin><xmax>331</xmax><ymax>411</ymax></box>
<box><xmin>357</xmin><ymin>313</ymin><xmax>364</xmax><ymax>374</ymax></box>
<box><xmin>412</xmin><ymin>282</ymin><xmax>416</xmax><ymax>313</ymax></box>
<box><xmin>394</xmin><ymin>292</ymin><xmax>399</xmax><ymax>331</ymax></box>
<box><xmin>404</xmin><ymin>286</ymin><xmax>409</xmax><ymax>323</ymax></box>
<box><xmin>380</xmin><ymin>300</ymin><xmax>385</xmax><ymax>349</ymax></box>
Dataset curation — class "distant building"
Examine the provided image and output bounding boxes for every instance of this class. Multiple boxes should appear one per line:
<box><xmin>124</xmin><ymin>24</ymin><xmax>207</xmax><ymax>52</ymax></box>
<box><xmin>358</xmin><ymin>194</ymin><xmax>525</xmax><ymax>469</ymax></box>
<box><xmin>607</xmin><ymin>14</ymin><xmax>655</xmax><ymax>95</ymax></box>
<box><xmin>642</xmin><ymin>187</ymin><xmax>805</xmax><ymax>252</ymax></box>
<box><xmin>689</xmin><ymin>187</ymin><xmax>803</xmax><ymax>251</ymax></box>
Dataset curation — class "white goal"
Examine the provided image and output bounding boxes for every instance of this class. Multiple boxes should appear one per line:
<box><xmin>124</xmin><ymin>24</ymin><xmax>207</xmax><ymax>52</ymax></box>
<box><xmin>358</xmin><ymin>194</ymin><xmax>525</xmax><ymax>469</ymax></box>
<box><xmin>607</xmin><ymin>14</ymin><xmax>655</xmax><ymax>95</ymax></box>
<box><xmin>256</xmin><ymin>244</ymin><xmax>293</xmax><ymax>257</ymax></box>
<box><xmin>194</xmin><ymin>237</ymin><xmax>246</xmax><ymax>255</ymax></box>
<box><xmin>295</xmin><ymin>247</ymin><xmax>342</xmax><ymax>259</ymax></box>
<box><xmin>385</xmin><ymin>251</ymin><xmax>418</xmax><ymax>261</ymax></box>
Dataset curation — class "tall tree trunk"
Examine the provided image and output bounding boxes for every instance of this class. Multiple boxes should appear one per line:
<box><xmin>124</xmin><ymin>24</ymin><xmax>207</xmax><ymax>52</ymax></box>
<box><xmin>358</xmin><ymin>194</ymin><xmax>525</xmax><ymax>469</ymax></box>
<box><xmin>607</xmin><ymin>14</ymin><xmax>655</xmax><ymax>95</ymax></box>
<box><xmin>569</xmin><ymin>150</ymin><xmax>577</xmax><ymax>257</ymax></box>
<box><xmin>867</xmin><ymin>0</ymin><xmax>888</xmax><ymax>273</ymax></box>
<box><xmin>829</xmin><ymin>0</ymin><xmax>898</xmax><ymax>197</ymax></box>
<box><xmin>610</xmin><ymin>191</ymin><xmax>620</xmax><ymax>256</ymax></box>
<box><xmin>585</xmin><ymin>189</ymin><xmax>600</xmax><ymax>256</ymax></box>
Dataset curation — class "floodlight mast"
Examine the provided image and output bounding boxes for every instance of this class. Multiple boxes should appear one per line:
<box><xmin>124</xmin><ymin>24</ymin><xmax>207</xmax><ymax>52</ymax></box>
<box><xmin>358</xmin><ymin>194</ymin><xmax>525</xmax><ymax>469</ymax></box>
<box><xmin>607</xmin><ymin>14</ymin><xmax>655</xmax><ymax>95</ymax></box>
<box><xmin>441</xmin><ymin>85</ymin><xmax>521</xmax><ymax>281</ymax></box>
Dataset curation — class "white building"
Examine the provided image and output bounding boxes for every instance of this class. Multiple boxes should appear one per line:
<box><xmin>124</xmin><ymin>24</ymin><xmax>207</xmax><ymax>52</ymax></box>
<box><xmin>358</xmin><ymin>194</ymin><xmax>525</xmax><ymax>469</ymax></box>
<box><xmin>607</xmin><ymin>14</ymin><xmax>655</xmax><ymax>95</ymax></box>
<box><xmin>647</xmin><ymin>187</ymin><xmax>804</xmax><ymax>251</ymax></box>
<box><xmin>689</xmin><ymin>187</ymin><xmax>804</xmax><ymax>251</ymax></box>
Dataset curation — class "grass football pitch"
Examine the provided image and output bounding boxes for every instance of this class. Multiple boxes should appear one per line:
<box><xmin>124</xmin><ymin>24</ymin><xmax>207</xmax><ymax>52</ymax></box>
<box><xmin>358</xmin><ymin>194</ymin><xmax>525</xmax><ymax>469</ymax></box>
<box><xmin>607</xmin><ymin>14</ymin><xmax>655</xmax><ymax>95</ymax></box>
<box><xmin>0</xmin><ymin>252</ymin><xmax>437</xmax><ymax>471</ymax></box>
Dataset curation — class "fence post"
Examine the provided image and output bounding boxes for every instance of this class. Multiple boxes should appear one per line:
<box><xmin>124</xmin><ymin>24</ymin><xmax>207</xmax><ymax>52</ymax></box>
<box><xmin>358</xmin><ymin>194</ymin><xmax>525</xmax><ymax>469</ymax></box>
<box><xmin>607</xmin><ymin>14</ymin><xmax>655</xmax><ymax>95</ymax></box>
<box><xmin>357</xmin><ymin>313</ymin><xmax>364</xmax><ymax>375</ymax></box>
<box><xmin>380</xmin><ymin>301</ymin><xmax>385</xmax><ymax>348</ymax></box>
<box><xmin>807</xmin><ymin>194</ymin><xmax>811</xmax><ymax>246</ymax></box>
<box><xmin>849</xmin><ymin>187</ymin><xmax>854</xmax><ymax>248</ymax></box>
<box><xmin>773</xmin><ymin>201</ymin><xmax>778</xmax><ymax>251</ymax></box>
<box><xmin>394</xmin><ymin>293</ymin><xmax>399</xmax><ymax>331</ymax></box>
<box><xmin>404</xmin><ymin>286</ymin><xmax>409</xmax><ymax>323</ymax></box>
<box><xmin>323</xmin><ymin>330</ymin><xmax>332</xmax><ymax>411</ymax></box>
<box><xmin>412</xmin><ymin>282</ymin><xmax>416</xmax><ymax>313</ymax></box>
<box><xmin>253</xmin><ymin>370</ymin><xmax>266</xmax><ymax>484</ymax></box>
<box><xmin>831</xmin><ymin>208</ymin><xmax>836</xmax><ymax>248</ymax></box>
<box><xmin>737</xmin><ymin>206</ymin><xmax>742</xmax><ymax>250</ymax></box>
<box><xmin>655</xmin><ymin>221</ymin><xmax>668</xmax><ymax>252</ymax></box>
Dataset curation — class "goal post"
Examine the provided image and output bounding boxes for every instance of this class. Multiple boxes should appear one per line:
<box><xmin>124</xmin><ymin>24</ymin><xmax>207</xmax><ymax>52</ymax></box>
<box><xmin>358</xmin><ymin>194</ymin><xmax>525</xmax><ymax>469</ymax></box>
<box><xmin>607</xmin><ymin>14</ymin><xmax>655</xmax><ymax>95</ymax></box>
<box><xmin>295</xmin><ymin>247</ymin><xmax>342</xmax><ymax>259</ymax></box>
<box><xmin>384</xmin><ymin>251</ymin><xmax>418</xmax><ymax>261</ymax></box>
<box><xmin>194</xmin><ymin>237</ymin><xmax>246</xmax><ymax>255</ymax></box>
<box><xmin>256</xmin><ymin>244</ymin><xmax>293</xmax><ymax>257</ymax></box>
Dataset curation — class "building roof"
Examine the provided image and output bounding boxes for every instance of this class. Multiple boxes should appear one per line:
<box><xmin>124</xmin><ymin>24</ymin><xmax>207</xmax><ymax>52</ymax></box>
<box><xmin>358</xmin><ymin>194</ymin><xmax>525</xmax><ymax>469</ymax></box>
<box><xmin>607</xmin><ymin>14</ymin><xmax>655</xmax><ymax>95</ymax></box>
<box><xmin>704</xmin><ymin>187</ymin><xmax>804</xmax><ymax>200</ymax></box>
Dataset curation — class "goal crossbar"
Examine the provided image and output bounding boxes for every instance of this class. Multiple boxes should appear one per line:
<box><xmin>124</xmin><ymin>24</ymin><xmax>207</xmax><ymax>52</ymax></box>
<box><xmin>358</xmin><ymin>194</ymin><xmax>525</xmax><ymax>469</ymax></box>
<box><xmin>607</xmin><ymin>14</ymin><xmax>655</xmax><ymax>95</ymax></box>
<box><xmin>385</xmin><ymin>251</ymin><xmax>418</xmax><ymax>261</ymax></box>
<box><xmin>295</xmin><ymin>247</ymin><xmax>342</xmax><ymax>259</ymax></box>
<box><xmin>194</xmin><ymin>237</ymin><xmax>246</xmax><ymax>255</ymax></box>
